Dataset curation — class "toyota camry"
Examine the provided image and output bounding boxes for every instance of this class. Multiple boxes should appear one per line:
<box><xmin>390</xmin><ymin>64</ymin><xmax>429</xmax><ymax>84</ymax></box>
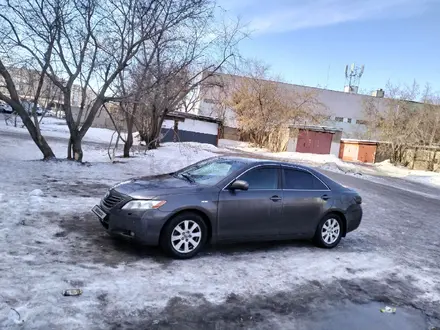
<box><xmin>92</xmin><ymin>157</ymin><xmax>363</xmax><ymax>259</ymax></box>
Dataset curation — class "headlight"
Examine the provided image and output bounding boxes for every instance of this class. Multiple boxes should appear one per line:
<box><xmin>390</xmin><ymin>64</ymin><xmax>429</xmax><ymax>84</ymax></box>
<box><xmin>122</xmin><ymin>200</ymin><xmax>166</xmax><ymax>210</ymax></box>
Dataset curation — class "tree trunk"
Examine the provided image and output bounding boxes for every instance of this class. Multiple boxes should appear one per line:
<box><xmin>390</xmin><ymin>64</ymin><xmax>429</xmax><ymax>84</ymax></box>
<box><xmin>71</xmin><ymin>136</ymin><xmax>84</xmax><ymax>162</ymax></box>
<box><xmin>391</xmin><ymin>144</ymin><xmax>397</xmax><ymax>164</ymax></box>
<box><xmin>139</xmin><ymin>130</ymin><xmax>159</xmax><ymax>150</ymax></box>
<box><xmin>139</xmin><ymin>115</ymin><xmax>166</xmax><ymax>150</ymax></box>
<box><xmin>36</xmin><ymin>136</ymin><xmax>55</xmax><ymax>160</ymax></box>
<box><xmin>21</xmin><ymin>115</ymin><xmax>55</xmax><ymax>160</ymax></box>
<box><xmin>123</xmin><ymin>113</ymin><xmax>134</xmax><ymax>158</ymax></box>
<box><xmin>124</xmin><ymin>132</ymin><xmax>133</xmax><ymax>157</ymax></box>
<box><xmin>0</xmin><ymin>60</ymin><xmax>55</xmax><ymax>160</ymax></box>
<box><xmin>67</xmin><ymin>138</ymin><xmax>72</xmax><ymax>159</ymax></box>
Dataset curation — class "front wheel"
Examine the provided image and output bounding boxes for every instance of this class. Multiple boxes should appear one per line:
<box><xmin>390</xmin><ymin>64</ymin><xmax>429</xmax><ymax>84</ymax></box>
<box><xmin>160</xmin><ymin>212</ymin><xmax>208</xmax><ymax>259</ymax></box>
<box><xmin>313</xmin><ymin>214</ymin><xmax>343</xmax><ymax>248</ymax></box>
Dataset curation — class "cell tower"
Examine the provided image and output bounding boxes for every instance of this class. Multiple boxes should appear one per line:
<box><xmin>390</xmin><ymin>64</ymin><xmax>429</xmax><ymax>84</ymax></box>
<box><xmin>344</xmin><ymin>63</ymin><xmax>364</xmax><ymax>94</ymax></box>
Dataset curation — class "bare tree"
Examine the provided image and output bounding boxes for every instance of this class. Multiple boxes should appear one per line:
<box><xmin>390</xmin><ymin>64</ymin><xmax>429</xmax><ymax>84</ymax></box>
<box><xmin>419</xmin><ymin>83</ymin><xmax>440</xmax><ymax>147</ymax></box>
<box><xmin>228</xmin><ymin>60</ymin><xmax>325</xmax><ymax>151</ymax></box>
<box><xmin>0</xmin><ymin>65</ymin><xmax>57</xmax><ymax>159</ymax></box>
<box><xmin>115</xmin><ymin>9</ymin><xmax>244</xmax><ymax>154</ymax></box>
<box><xmin>0</xmin><ymin>0</ymin><xmax>61</xmax><ymax>159</ymax></box>
<box><xmin>1</xmin><ymin>0</ymin><xmax>225</xmax><ymax>161</ymax></box>
<box><xmin>363</xmin><ymin>81</ymin><xmax>424</xmax><ymax>163</ymax></box>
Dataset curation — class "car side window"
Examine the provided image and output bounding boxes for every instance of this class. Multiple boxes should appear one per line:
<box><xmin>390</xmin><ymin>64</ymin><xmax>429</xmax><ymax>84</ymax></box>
<box><xmin>238</xmin><ymin>167</ymin><xmax>278</xmax><ymax>190</ymax></box>
<box><xmin>283</xmin><ymin>169</ymin><xmax>328</xmax><ymax>190</ymax></box>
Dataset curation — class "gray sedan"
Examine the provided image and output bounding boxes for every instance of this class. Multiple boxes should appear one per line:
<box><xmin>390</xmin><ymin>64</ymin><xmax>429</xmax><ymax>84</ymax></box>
<box><xmin>92</xmin><ymin>157</ymin><xmax>363</xmax><ymax>259</ymax></box>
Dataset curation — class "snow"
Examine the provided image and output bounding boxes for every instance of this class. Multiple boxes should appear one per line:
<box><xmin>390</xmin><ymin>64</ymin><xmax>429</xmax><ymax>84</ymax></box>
<box><xmin>0</xmin><ymin>115</ymin><xmax>117</xmax><ymax>144</ymax></box>
<box><xmin>0</xmin><ymin>133</ymin><xmax>439</xmax><ymax>328</ymax></box>
<box><xmin>374</xmin><ymin>160</ymin><xmax>440</xmax><ymax>188</ymax></box>
<box><xmin>219</xmin><ymin>139</ymin><xmax>440</xmax><ymax>188</ymax></box>
<box><xmin>2</xmin><ymin>115</ymin><xmax>439</xmax><ymax>188</ymax></box>
<box><xmin>29</xmin><ymin>189</ymin><xmax>44</xmax><ymax>197</ymax></box>
<box><xmin>219</xmin><ymin>139</ymin><xmax>366</xmax><ymax>177</ymax></box>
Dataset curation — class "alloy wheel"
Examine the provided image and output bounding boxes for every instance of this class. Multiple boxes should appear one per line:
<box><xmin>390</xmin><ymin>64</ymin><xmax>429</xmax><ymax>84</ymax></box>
<box><xmin>171</xmin><ymin>220</ymin><xmax>202</xmax><ymax>254</ymax></box>
<box><xmin>321</xmin><ymin>218</ymin><xmax>340</xmax><ymax>245</ymax></box>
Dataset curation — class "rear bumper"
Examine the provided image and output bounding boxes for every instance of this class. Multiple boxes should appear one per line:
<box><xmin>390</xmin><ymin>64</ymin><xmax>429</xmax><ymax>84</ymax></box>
<box><xmin>95</xmin><ymin>207</ymin><xmax>171</xmax><ymax>246</ymax></box>
<box><xmin>345</xmin><ymin>204</ymin><xmax>363</xmax><ymax>233</ymax></box>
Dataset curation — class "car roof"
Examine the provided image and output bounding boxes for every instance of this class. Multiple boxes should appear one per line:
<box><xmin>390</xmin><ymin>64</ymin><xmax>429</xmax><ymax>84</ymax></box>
<box><xmin>215</xmin><ymin>155</ymin><xmax>344</xmax><ymax>190</ymax></box>
<box><xmin>216</xmin><ymin>155</ymin><xmax>311</xmax><ymax>169</ymax></box>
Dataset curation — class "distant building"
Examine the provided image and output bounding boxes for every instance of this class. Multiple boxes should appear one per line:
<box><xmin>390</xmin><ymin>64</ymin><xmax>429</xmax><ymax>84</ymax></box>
<box><xmin>0</xmin><ymin>67</ymin><xmax>63</xmax><ymax>109</ymax></box>
<box><xmin>0</xmin><ymin>66</ymin><xmax>95</xmax><ymax>109</ymax></box>
<box><xmin>190</xmin><ymin>72</ymin><xmax>388</xmax><ymax>139</ymax></box>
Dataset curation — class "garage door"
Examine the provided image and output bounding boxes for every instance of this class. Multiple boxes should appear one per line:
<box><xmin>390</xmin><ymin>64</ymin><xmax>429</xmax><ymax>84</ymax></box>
<box><xmin>296</xmin><ymin>130</ymin><xmax>333</xmax><ymax>154</ymax></box>
<box><xmin>358</xmin><ymin>144</ymin><xmax>376</xmax><ymax>163</ymax></box>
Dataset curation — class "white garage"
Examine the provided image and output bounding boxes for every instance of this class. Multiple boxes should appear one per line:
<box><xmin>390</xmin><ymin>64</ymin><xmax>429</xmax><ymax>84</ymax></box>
<box><xmin>160</xmin><ymin>112</ymin><xmax>220</xmax><ymax>146</ymax></box>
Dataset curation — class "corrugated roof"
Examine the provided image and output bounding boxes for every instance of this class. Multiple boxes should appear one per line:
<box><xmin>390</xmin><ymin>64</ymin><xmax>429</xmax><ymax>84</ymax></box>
<box><xmin>289</xmin><ymin>124</ymin><xmax>343</xmax><ymax>133</ymax></box>
<box><xmin>166</xmin><ymin>111</ymin><xmax>221</xmax><ymax>124</ymax></box>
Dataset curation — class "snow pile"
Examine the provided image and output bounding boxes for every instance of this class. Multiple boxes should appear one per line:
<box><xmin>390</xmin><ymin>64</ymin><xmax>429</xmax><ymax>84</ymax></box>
<box><xmin>219</xmin><ymin>139</ymin><xmax>440</xmax><ymax>188</ymax></box>
<box><xmin>374</xmin><ymin>160</ymin><xmax>440</xmax><ymax>188</ymax></box>
<box><xmin>29</xmin><ymin>189</ymin><xmax>44</xmax><ymax>197</ymax></box>
<box><xmin>218</xmin><ymin>139</ymin><xmax>250</xmax><ymax>149</ymax></box>
<box><xmin>219</xmin><ymin>139</ymin><xmax>362</xmax><ymax>174</ymax></box>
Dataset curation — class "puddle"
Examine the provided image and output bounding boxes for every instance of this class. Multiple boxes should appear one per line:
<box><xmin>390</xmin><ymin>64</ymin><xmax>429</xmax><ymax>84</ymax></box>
<box><xmin>297</xmin><ymin>301</ymin><xmax>431</xmax><ymax>330</ymax></box>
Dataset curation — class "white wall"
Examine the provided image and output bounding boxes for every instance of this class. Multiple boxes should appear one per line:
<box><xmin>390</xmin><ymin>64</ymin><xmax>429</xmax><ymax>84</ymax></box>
<box><xmin>162</xmin><ymin>119</ymin><xmax>175</xmax><ymax>130</ymax></box>
<box><xmin>330</xmin><ymin>142</ymin><xmax>340</xmax><ymax>157</ymax></box>
<box><xmin>162</xmin><ymin>118</ymin><xmax>218</xmax><ymax>135</ymax></box>
<box><xmin>330</xmin><ymin>131</ymin><xmax>342</xmax><ymax>157</ymax></box>
<box><xmin>286</xmin><ymin>137</ymin><xmax>298</xmax><ymax>152</ymax></box>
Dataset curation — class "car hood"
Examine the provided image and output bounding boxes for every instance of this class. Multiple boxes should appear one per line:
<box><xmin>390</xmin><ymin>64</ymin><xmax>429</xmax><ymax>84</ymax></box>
<box><xmin>112</xmin><ymin>174</ymin><xmax>204</xmax><ymax>198</ymax></box>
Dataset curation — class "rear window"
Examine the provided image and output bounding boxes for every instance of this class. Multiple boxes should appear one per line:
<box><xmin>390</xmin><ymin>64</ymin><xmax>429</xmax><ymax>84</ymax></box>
<box><xmin>283</xmin><ymin>169</ymin><xmax>328</xmax><ymax>190</ymax></box>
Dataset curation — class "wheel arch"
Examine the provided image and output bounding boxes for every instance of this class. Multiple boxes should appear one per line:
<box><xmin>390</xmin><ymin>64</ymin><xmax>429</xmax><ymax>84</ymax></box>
<box><xmin>159</xmin><ymin>208</ymin><xmax>213</xmax><ymax>243</ymax></box>
<box><xmin>323</xmin><ymin>210</ymin><xmax>347</xmax><ymax>237</ymax></box>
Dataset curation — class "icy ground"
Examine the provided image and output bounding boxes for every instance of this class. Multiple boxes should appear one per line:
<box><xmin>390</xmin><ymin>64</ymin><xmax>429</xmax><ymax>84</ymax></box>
<box><xmin>0</xmin><ymin>130</ymin><xmax>440</xmax><ymax>329</ymax></box>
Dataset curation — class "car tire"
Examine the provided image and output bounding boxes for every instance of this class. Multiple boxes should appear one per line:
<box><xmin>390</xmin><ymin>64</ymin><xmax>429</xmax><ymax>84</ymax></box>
<box><xmin>160</xmin><ymin>212</ymin><xmax>208</xmax><ymax>259</ymax></box>
<box><xmin>313</xmin><ymin>213</ymin><xmax>343</xmax><ymax>249</ymax></box>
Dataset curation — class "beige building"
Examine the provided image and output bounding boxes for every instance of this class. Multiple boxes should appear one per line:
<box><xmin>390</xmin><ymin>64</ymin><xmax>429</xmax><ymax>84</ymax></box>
<box><xmin>0</xmin><ymin>67</ymin><xmax>63</xmax><ymax>108</ymax></box>
<box><xmin>191</xmin><ymin>72</ymin><xmax>388</xmax><ymax>139</ymax></box>
<box><xmin>0</xmin><ymin>66</ymin><xmax>95</xmax><ymax>109</ymax></box>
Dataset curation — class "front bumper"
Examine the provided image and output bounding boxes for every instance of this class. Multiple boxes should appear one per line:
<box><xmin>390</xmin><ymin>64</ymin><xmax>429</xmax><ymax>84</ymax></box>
<box><xmin>93</xmin><ymin>204</ymin><xmax>171</xmax><ymax>246</ymax></box>
<box><xmin>345</xmin><ymin>204</ymin><xmax>363</xmax><ymax>233</ymax></box>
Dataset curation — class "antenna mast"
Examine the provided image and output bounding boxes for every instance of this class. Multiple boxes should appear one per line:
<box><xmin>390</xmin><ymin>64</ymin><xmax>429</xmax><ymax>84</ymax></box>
<box><xmin>344</xmin><ymin>63</ymin><xmax>364</xmax><ymax>94</ymax></box>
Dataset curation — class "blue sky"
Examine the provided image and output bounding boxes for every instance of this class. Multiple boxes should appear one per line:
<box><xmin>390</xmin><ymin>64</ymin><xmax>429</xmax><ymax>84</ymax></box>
<box><xmin>219</xmin><ymin>0</ymin><xmax>440</xmax><ymax>94</ymax></box>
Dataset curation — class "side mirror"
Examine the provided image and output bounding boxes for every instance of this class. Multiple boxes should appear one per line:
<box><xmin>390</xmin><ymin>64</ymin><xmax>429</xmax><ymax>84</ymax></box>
<box><xmin>229</xmin><ymin>180</ymin><xmax>249</xmax><ymax>191</ymax></box>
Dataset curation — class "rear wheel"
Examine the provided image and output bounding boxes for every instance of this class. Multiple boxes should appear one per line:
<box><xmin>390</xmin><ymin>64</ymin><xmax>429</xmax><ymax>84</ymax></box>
<box><xmin>160</xmin><ymin>212</ymin><xmax>208</xmax><ymax>259</ymax></box>
<box><xmin>313</xmin><ymin>214</ymin><xmax>343</xmax><ymax>248</ymax></box>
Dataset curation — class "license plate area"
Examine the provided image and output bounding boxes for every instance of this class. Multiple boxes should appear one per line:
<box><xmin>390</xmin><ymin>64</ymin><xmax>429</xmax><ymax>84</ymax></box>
<box><xmin>92</xmin><ymin>205</ymin><xmax>107</xmax><ymax>219</ymax></box>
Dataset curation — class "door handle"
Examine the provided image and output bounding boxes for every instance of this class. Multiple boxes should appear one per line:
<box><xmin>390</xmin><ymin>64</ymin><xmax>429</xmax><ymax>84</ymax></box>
<box><xmin>270</xmin><ymin>195</ymin><xmax>282</xmax><ymax>202</ymax></box>
<box><xmin>321</xmin><ymin>194</ymin><xmax>330</xmax><ymax>201</ymax></box>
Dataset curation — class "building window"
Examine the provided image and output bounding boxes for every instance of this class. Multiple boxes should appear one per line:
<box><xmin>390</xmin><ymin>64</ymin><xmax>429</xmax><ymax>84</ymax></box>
<box><xmin>335</xmin><ymin>117</ymin><xmax>344</xmax><ymax>122</ymax></box>
<box><xmin>347</xmin><ymin>118</ymin><xmax>352</xmax><ymax>123</ymax></box>
<box><xmin>356</xmin><ymin>119</ymin><xmax>368</xmax><ymax>125</ymax></box>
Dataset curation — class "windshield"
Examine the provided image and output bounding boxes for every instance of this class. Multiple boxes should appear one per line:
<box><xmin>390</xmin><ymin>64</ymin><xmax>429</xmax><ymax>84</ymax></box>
<box><xmin>175</xmin><ymin>158</ymin><xmax>247</xmax><ymax>185</ymax></box>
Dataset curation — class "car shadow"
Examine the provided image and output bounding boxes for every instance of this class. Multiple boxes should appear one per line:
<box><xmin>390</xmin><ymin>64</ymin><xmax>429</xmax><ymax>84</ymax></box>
<box><xmin>57</xmin><ymin>212</ymin><xmax>173</xmax><ymax>267</ymax></box>
<box><xmin>203</xmin><ymin>239</ymin><xmax>316</xmax><ymax>256</ymax></box>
